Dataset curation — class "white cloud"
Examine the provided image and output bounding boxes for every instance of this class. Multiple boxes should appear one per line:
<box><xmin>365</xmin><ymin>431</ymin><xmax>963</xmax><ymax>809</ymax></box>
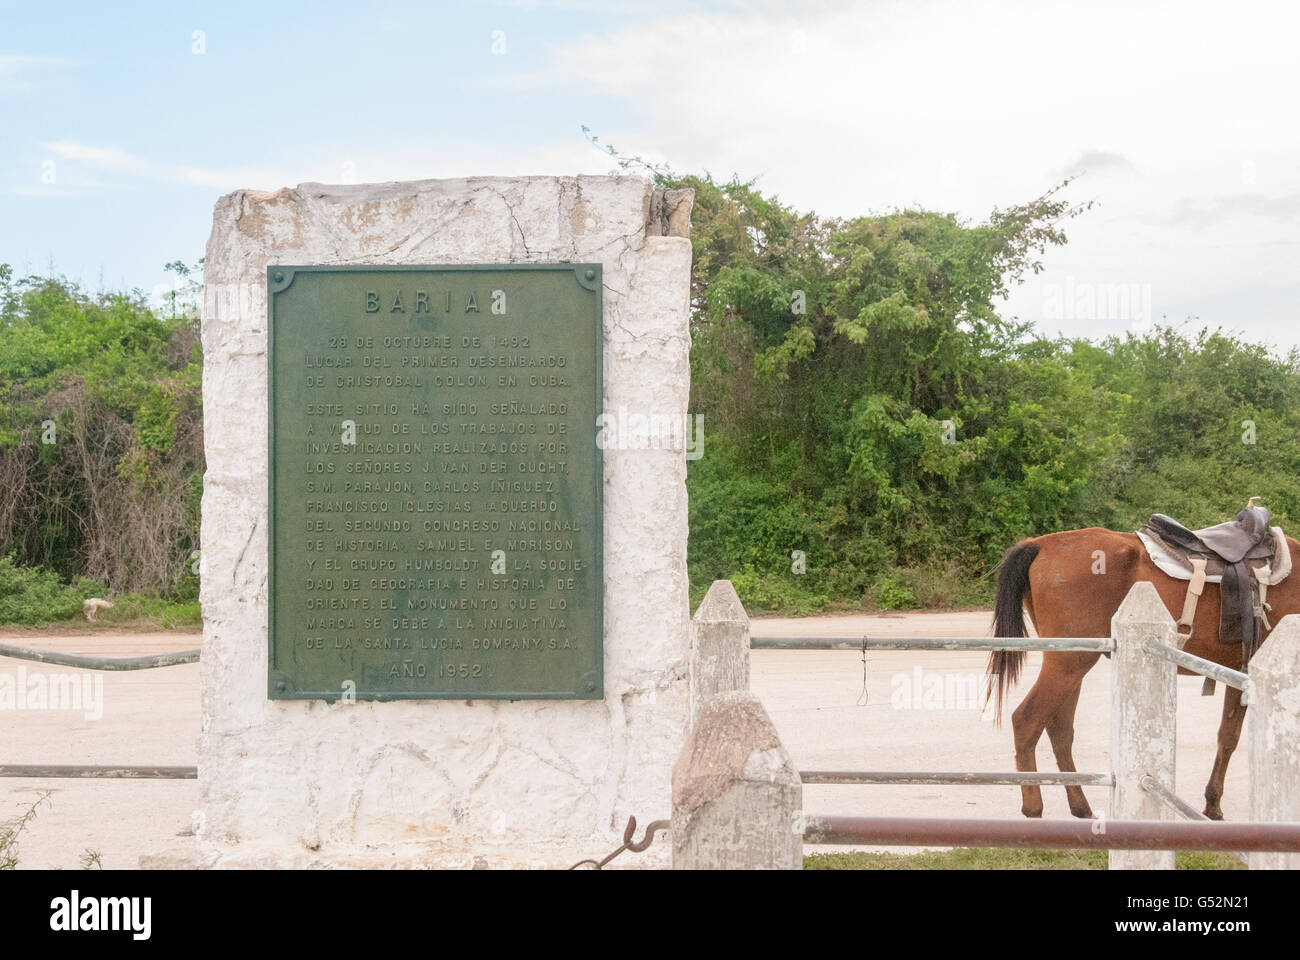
<box><xmin>40</xmin><ymin>140</ymin><xmax>291</xmax><ymax>191</ymax></box>
<box><xmin>497</xmin><ymin>0</ymin><xmax>1300</xmax><ymax>345</ymax></box>
<box><xmin>38</xmin><ymin>137</ymin><xmax>625</xmax><ymax>194</ymax></box>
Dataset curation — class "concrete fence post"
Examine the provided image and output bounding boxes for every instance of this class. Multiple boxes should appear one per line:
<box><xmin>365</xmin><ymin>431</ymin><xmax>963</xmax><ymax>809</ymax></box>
<box><xmin>671</xmin><ymin>691</ymin><xmax>802</xmax><ymax>869</ymax></box>
<box><xmin>689</xmin><ymin>580</ymin><xmax>750</xmax><ymax>725</ymax></box>
<box><xmin>1248</xmin><ymin>615</ymin><xmax>1300</xmax><ymax>870</ymax></box>
<box><xmin>1109</xmin><ymin>581</ymin><xmax>1178</xmax><ymax>870</ymax></box>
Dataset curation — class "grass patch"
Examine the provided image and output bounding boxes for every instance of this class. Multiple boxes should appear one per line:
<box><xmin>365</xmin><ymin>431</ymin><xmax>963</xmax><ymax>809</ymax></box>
<box><xmin>86</xmin><ymin>594</ymin><xmax>202</xmax><ymax>630</ymax></box>
<box><xmin>804</xmin><ymin>847</ymin><xmax>1245</xmax><ymax>870</ymax></box>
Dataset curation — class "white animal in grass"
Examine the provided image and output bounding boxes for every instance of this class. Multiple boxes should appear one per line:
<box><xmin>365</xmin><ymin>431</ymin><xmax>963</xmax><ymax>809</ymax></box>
<box><xmin>82</xmin><ymin>598</ymin><xmax>114</xmax><ymax>621</ymax></box>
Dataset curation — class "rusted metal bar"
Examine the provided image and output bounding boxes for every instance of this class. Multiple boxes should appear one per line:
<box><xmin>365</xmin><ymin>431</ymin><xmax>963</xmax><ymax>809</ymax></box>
<box><xmin>0</xmin><ymin>764</ymin><xmax>197</xmax><ymax>779</ymax></box>
<box><xmin>801</xmin><ymin>770</ymin><xmax>1113</xmax><ymax>787</ymax></box>
<box><xmin>1141</xmin><ymin>637</ymin><xmax>1248</xmax><ymax>691</ymax></box>
<box><xmin>1139</xmin><ymin>774</ymin><xmax>1208</xmax><ymax>821</ymax></box>
<box><xmin>802</xmin><ymin>815</ymin><xmax>1300</xmax><ymax>852</ymax></box>
<box><xmin>0</xmin><ymin>641</ymin><xmax>200</xmax><ymax>672</ymax></box>
<box><xmin>750</xmin><ymin>636</ymin><xmax>1113</xmax><ymax>652</ymax></box>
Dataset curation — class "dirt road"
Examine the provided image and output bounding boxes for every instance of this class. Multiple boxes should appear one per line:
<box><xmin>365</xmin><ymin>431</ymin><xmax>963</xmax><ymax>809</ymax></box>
<box><xmin>0</xmin><ymin>613</ymin><xmax>1244</xmax><ymax>867</ymax></box>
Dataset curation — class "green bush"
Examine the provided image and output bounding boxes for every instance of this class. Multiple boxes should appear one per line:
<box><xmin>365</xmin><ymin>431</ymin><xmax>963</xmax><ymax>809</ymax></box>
<box><xmin>0</xmin><ymin>556</ymin><xmax>105</xmax><ymax>625</ymax></box>
<box><xmin>724</xmin><ymin>565</ymin><xmax>831</xmax><ymax>616</ymax></box>
<box><xmin>870</xmin><ymin>569</ymin><xmax>918</xmax><ymax>610</ymax></box>
<box><xmin>894</xmin><ymin>561</ymin><xmax>993</xmax><ymax>609</ymax></box>
<box><xmin>0</xmin><ymin>558</ymin><xmax>200</xmax><ymax>627</ymax></box>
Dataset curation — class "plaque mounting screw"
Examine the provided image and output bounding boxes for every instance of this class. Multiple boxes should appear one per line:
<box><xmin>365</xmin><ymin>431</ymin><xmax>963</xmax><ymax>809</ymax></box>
<box><xmin>276</xmin><ymin>680</ymin><xmax>287</xmax><ymax>692</ymax></box>
<box><xmin>584</xmin><ymin>269</ymin><xmax>596</xmax><ymax>282</ymax></box>
<box><xmin>586</xmin><ymin>679</ymin><xmax>596</xmax><ymax>692</ymax></box>
<box><xmin>273</xmin><ymin>270</ymin><xmax>284</xmax><ymax>284</ymax></box>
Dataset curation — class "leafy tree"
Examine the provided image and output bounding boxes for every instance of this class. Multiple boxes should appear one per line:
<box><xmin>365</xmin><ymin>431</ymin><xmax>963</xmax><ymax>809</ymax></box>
<box><xmin>0</xmin><ymin>268</ymin><xmax>202</xmax><ymax>596</ymax></box>
<box><xmin>662</xmin><ymin>169</ymin><xmax>1295</xmax><ymax>612</ymax></box>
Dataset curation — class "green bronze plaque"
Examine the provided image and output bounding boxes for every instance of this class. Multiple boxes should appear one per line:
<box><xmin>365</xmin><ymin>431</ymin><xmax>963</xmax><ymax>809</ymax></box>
<box><xmin>267</xmin><ymin>264</ymin><xmax>602</xmax><ymax>700</ymax></box>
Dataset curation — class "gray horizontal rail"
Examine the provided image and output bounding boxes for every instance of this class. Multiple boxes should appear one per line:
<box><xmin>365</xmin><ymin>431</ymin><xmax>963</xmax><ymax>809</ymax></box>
<box><xmin>751</xmin><ymin>636</ymin><xmax>1114</xmax><ymax>652</ymax></box>
<box><xmin>0</xmin><ymin>641</ymin><xmax>200</xmax><ymax>671</ymax></box>
<box><xmin>1139</xmin><ymin>775</ymin><xmax>1208</xmax><ymax>821</ymax></box>
<box><xmin>801</xmin><ymin>770</ymin><xmax>1113</xmax><ymax>787</ymax></box>
<box><xmin>1141</xmin><ymin>638</ymin><xmax>1248</xmax><ymax>691</ymax></box>
<box><xmin>0</xmin><ymin>764</ymin><xmax>197</xmax><ymax>779</ymax></box>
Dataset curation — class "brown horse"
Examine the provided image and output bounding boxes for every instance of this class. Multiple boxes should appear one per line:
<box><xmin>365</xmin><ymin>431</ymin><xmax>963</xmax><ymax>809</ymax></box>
<box><xmin>985</xmin><ymin>527</ymin><xmax>1300</xmax><ymax>820</ymax></box>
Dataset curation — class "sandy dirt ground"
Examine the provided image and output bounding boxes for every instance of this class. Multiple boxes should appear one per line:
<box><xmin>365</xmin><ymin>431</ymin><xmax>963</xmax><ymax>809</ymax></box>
<box><xmin>0</xmin><ymin>614</ymin><xmax>1245</xmax><ymax>868</ymax></box>
<box><xmin>0</xmin><ymin>633</ymin><xmax>200</xmax><ymax>870</ymax></box>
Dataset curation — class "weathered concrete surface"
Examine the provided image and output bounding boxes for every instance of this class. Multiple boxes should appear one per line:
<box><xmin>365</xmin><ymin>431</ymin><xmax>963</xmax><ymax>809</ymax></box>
<box><xmin>1248</xmin><ymin>615</ymin><xmax>1300</xmax><ymax>869</ymax></box>
<box><xmin>197</xmin><ymin>176</ymin><xmax>692</xmax><ymax>868</ymax></box>
<box><xmin>672</xmin><ymin>691</ymin><xmax>801</xmax><ymax>869</ymax></box>
<box><xmin>689</xmin><ymin>580</ymin><xmax>750</xmax><ymax>724</ymax></box>
<box><xmin>647</xmin><ymin>187</ymin><xmax>694</xmax><ymax>238</ymax></box>
<box><xmin>1109</xmin><ymin>582</ymin><xmax>1178</xmax><ymax>870</ymax></box>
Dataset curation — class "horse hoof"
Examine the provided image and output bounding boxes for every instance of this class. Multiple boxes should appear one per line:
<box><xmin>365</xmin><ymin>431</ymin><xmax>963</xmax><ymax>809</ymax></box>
<box><xmin>1020</xmin><ymin>807</ymin><xmax>1043</xmax><ymax>819</ymax></box>
<box><xmin>1070</xmin><ymin>807</ymin><xmax>1095</xmax><ymax>820</ymax></box>
<box><xmin>1203</xmin><ymin>805</ymin><xmax>1224</xmax><ymax>821</ymax></box>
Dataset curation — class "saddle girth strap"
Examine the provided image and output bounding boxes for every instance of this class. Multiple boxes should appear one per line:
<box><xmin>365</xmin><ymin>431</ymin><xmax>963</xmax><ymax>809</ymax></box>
<box><xmin>1257</xmin><ymin>564</ymin><xmax>1274</xmax><ymax>632</ymax></box>
<box><xmin>1176</xmin><ymin>557</ymin><xmax>1208</xmax><ymax>644</ymax></box>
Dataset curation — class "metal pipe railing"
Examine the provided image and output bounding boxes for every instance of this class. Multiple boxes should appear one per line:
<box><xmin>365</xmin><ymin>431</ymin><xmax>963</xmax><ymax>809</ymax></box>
<box><xmin>1139</xmin><ymin>774</ymin><xmax>1208</xmax><ymax>821</ymax></box>
<box><xmin>801</xmin><ymin>770</ymin><xmax>1113</xmax><ymax>787</ymax></box>
<box><xmin>0</xmin><ymin>641</ymin><xmax>200</xmax><ymax>671</ymax></box>
<box><xmin>750</xmin><ymin>636</ymin><xmax>1114</xmax><ymax>652</ymax></box>
<box><xmin>0</xmin><ymin>764</ymin><xmax>197</xmax><ymax>779</ymax></box>
<box><xmin>1141</xmin><ymin>637</ymin><xmax>1248</xmax><ymax>692</ymax></box>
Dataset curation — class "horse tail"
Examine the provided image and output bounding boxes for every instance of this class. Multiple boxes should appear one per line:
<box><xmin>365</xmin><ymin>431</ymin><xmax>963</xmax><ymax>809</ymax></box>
<box><xmin>985</xmin><ymin>540</ymin><xmax>1039</xmax><ymax>725</ymax></box>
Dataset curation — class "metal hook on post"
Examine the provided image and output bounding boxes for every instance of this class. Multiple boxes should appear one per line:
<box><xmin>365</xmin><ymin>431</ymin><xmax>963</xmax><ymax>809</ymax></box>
<box><xmin>567</xmin><ymin>816</ymin><xmax>670</xmax><ymax>869</ymax></box>
<box><xmin>856</xmin><ymin>636</ymin><xmax>870</xmax><ymax>706</ymax></box>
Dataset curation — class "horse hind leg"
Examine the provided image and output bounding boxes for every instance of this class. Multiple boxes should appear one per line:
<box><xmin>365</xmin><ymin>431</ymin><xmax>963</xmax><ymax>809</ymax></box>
<box><xmin>1011</xmin><ymin>685</ymin><xmax>1050</xmax><ymax>818</ymax></box>
<box><xmin>1012</xmin><ymin>653</ymin><xmax>1099</xmax><ymax>818</ymax></box>
<box><xmin>1045</xmin><ymin>677</ymin><xmax>1096</xmax><ymax>818</ymax></box>
<box><xmin>1204</xmin><ymin>685</ymin><xmax>1246</xmax><ymax>820</ymax></box>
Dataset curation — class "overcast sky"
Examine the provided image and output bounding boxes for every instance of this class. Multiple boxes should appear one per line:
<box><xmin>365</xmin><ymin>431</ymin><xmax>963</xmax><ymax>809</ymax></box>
<box><xmin>2</xmin><ymin>0</ymin><xmax>1297</xmax><ymax>350</ymax></box>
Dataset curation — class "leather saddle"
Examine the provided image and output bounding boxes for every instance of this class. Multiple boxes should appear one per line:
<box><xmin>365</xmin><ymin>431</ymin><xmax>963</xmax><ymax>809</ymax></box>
<box><xmin>1150</xmin><ymin>507</ymin><xmax>1273</xmax><ymax>564</ymax></box>
<box><xmin>1138</xmin><ymin>504</ymin><xmax>1284</xmax><ymax>663</ymax></box>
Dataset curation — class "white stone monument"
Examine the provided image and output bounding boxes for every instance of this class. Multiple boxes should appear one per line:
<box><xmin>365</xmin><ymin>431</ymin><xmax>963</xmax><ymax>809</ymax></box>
<box><xmin>196</xmin><ymin>176</ymin><xmax>692</xmax><ymax>868</ymax></box>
